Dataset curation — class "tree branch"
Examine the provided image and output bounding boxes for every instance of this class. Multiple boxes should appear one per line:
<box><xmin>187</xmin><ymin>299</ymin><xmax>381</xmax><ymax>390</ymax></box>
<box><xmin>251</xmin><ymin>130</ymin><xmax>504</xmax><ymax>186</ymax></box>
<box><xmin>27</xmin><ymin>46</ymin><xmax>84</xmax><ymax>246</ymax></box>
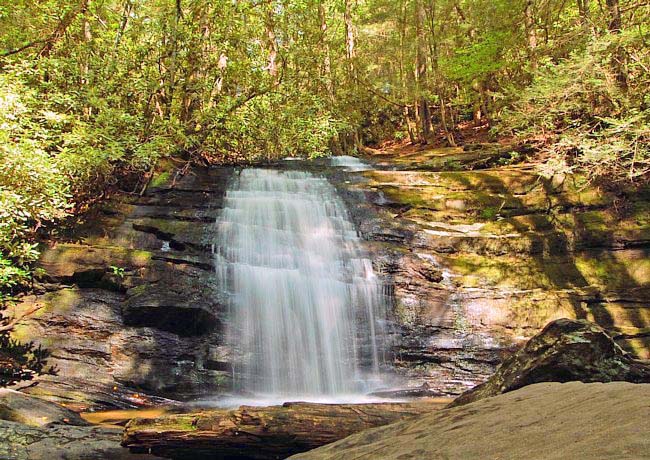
<box><xmin>1</xmin><ymin>40</ymin><xmax>44</xmax><ymax>58</ymax></box>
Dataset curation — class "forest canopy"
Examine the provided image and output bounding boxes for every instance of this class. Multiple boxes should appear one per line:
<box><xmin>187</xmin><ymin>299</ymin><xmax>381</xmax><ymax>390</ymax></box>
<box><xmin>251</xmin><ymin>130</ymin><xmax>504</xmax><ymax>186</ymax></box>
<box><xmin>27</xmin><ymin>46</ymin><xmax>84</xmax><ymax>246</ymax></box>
<box><xmin>0</xmin><ymin>0</ymin><xmax>649</xmax><ymax>290</ymax></box>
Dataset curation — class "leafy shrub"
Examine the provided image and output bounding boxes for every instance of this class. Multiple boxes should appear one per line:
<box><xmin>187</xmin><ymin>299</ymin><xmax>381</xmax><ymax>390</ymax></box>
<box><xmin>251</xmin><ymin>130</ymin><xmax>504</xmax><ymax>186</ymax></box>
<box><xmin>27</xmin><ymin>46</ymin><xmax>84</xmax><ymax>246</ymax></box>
<box><xmin>0</xmin><ymin>73</ymin><xmax>72</xmax><ymax>287</ymax></box>
<box><xmin>0</xmin><ymin>65</ymin><xmax>173</xmax><ymax>289</ymax></box>
<box><xmin>499</xmin><ymin>29</ymin><xmax>650</xmax><ymax>184</ymax></box>
<box><xmin>202</xmin><ymin>92</ymin><xmax>347</xmax><ymax>162</ymax></box>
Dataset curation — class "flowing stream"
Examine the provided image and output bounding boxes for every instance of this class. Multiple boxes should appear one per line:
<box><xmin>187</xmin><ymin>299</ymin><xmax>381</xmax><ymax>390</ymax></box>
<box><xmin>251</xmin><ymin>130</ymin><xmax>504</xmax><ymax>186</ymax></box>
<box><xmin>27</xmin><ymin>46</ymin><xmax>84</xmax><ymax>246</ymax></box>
<box><xmin>212</xmin><ymin>166</ymin><xmax>389</xmax><ymax>402</ymax></box>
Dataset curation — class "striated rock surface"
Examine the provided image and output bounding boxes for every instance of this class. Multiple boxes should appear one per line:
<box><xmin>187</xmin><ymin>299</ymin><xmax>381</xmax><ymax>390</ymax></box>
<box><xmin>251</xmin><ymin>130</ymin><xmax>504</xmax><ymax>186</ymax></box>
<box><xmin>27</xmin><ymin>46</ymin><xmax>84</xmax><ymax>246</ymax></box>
<box><xmin>9</xmin><ymin>166</ymin><xmax>234</xmax><ymax>410</ymax></box>
<box><xmin>0</xmin><ymin>388</ymin><xmax>87</xmax><ymax>427</ymax></box>
<box><xmin>5</xmin><ymin>144</ymin><xmax>650</xmax><ymax>406</ymax></box>
<box><xmin>451</xmin><ymin>318</ymin><xmax>650</xmax><ymax>406</ymax></box>
<box><xmin>290</xmin><ymin>381</ymin><xmax>650</xmax><ymax>460</ymax></box>
<box><xmin>327</xmin><ymin>146</ymin><xmax>650</xmax><ymax>395</ymax></box>
<box><xmin>0</xmin><ymin>389</ymin><xmax>161</xmax><ymax>459</ymax></box>
<box><xmin>0</xmin><ymin>420</ymin><xmax>162</xmax><ymax>460</ymax></box>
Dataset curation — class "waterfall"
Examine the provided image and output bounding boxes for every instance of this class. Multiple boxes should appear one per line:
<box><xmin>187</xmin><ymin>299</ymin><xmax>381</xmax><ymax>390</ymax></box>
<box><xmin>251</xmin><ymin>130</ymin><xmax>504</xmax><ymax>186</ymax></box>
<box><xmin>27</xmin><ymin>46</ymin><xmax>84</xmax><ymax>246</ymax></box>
<box><xmin>213</xmin><ymin>168</ymin><xmax>388</xmax><ymax>400</ymax></box>
<box><xmin>330</xmin><ymin>155</ymin><xmax>373</xmax><ymax>171</ymax></box>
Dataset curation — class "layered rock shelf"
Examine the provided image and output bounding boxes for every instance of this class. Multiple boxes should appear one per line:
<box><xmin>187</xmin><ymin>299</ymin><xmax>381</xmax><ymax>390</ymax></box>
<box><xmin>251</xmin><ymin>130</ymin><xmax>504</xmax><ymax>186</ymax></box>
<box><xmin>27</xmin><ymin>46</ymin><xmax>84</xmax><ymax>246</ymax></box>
<box><xmin>333</xmin><ymin>146</ymin><xmax>650</xmax><ymax>395</ymax></box>
<box><xmin>6</xmin><ymin>144</ymin><xmax>650</xmax><ymax>407</ymax></box>
<box><xmin>9</xmin><ymin>167</ymin><xmax>235</xmax><ymax>410</ymax></box>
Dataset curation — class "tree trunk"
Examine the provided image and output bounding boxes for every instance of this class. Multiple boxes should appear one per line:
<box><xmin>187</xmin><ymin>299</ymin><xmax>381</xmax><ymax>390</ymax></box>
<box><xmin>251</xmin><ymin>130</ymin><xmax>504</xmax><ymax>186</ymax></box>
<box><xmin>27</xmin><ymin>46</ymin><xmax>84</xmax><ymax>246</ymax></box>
<box><xmin>439</xmin><ymin>94</ymin><xmax>456</xmax><ymax>146</ymax></box>
<box><xmin>114</xmin><ymin>0</ymin><xmax>132</xmax><ymax>52</ymax></box>
<box><xmin>344</xmin><ymin>0</ymin><xmax>356</xmax><ymax>77</ymax></box>
<box><xmin>162</xmin><ymin>1</ymin><xmax>183</xmax><ymax>120</ymax></box>
<box><xmin>415</xmin><ymin>0</ymin><xmax>432</xmax><ymax>142</ymax></box>
<box><xmin>264</xmin><ymin>7</ymin><xmax>279</xmax><ymax>85</ymax></box>
<box><xmin>81</xmin><ymin>0</ymin><xmax>93</xmax><ymax>118</ymax></box>
<box><xmin>576</xmin><ymin>0</ymin><xmax>596</xmax><ymax>35</ymax></box>
<box><xmin>524</xmin><ymin>0</ymin><xmax>538</xmax><ymax>72</ymax></box>
<box><xmin>606</xmin><ymin>0</ymin><xmax>628</xmax><ymax>90</ymax></box>
<box><xmin>606</xmin><ymin>0</ymin><xmax>622</xmax><ymax>33</ymax></box>
<box><xmin>404</xmin><ymin>106</ymin><xmax>418</xmax><ymax>144</ymax></box>
<box><xmin>122</xmin><ymin>401</ymin><xmax>446</xmax><ymax>460</ymax></box>
<box><xmin>318</xmin><ymin>0</ymin><xmax>334</xmax><ymax>99</ymax></box>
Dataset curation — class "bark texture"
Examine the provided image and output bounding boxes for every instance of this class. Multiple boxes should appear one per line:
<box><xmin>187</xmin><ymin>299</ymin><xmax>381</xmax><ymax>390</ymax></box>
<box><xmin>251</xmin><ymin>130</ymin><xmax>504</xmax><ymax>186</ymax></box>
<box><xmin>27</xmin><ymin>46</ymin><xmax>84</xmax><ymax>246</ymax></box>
<box><xmin>122</xmin><ymin>401</ymin><xmax>446</xmax><ymax>460</ymax></box>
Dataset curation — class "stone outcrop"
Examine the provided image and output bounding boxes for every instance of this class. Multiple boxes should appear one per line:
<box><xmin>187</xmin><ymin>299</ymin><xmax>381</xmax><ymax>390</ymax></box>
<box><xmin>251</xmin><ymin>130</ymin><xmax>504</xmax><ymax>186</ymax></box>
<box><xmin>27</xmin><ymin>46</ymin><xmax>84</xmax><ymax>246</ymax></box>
<box><xmin>6</xmin><ymin>144</ymin><xmax>650</xmax><ymax>407</ymax></box>
<box><xmin>0</xmin><ymin>389</ymin><xmax>87</xmax><ymax>427</ymax></box>
<box><xmin>327</xmin><ymin>146</ymin><xmax>650</xmax><ymax>395</ymax></box>
<box><xmin>0</xmin><ymin>389</ymin><xmax>160</xmax><ymax>459</ymax></box>
<box><xmin>0</xmin><ymin>420</ymin><xmax>160</xmax><ymax>460</ymax></box>
<box><xmin>8</xmin><ymin>166</ymin><xmax>234</xmax><ymax>410</ymax></box>
<box><xmin>289</xmin><ymin>381</ymin><xmax>650</xmax><ymax>460</ymax></box>
<box><xmin>451</xmin><ymin>318</ymin><xmax>650</xmax><ymax>406</ymax></box>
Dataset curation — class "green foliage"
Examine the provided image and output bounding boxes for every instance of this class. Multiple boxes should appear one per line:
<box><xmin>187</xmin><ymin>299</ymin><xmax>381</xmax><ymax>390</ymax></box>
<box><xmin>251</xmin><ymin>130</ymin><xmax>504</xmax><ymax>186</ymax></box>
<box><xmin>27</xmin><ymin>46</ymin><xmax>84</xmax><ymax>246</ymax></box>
<box><xmin>500</xmin><ymin>29</ymin><xmax>650</xmax><ymax>183</ymax></box>
<box><xmin>0</xmin><ymin>326</ymin><xmax>56</xmax><ymax>386</ymax></box>
<box><xmin>443</xmin><ymin>32</ymin><xmax>509</xmax><ymax>84</ymax></box>
<box><xmin>480</xmin><ymin>207</ymin><xmax>499</xmax><ymax>220</ymax></box>
<box><xmin>0</xmin><ymin>0</ymin><xmax>353</xmax><ymax>290</ymax></box>
<box><xmin>109</xmin><ymin>265</ymin><xmax>125</xmax><ymax>278</ymax></box>
<box><xmin>1</xmin><ymin>0</ymin><xmax>648</xmax><ymax>291</ymax></box>
<box><xmin>204</xmin><ymin>92</ymin><xmax>347</xmax><ymax>162</ymax></box>
<box><xmin>0</xmin><ymin>73</ymin><xmax>71</xmax><ymax>286</ymax></box>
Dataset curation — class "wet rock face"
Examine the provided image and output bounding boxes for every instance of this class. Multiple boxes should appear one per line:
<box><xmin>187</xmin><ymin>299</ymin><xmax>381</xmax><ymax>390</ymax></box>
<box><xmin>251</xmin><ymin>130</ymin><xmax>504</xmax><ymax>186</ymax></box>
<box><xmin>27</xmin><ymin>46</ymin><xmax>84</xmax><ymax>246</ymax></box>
<box><xmin>11</xmin><ymin>166</ymin><xmax>234</xmax><ymax>410</ymax></box>
<box><xmin>8</xmin><ymin>148</ymin><xmax>650</xmax><ymax>406</ymax></box>
<box><xmin>451</xmin><ymin>319</ymin><xmax>650</xmax><ymax>406</ymax></box>
<box><xmin>328</xmin><ymin>147</ymin><xmax>650</xmax><ymax>395</ymax></box>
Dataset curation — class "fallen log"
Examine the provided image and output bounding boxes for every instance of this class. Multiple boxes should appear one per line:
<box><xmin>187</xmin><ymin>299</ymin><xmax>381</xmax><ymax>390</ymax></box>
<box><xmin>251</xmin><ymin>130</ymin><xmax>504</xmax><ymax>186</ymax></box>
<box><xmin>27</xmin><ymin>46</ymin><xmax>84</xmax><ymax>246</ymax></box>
<box><xmin>122</xmin><ymin>400</ymin><xmax>448</xmax><ymax>459</ymax></box>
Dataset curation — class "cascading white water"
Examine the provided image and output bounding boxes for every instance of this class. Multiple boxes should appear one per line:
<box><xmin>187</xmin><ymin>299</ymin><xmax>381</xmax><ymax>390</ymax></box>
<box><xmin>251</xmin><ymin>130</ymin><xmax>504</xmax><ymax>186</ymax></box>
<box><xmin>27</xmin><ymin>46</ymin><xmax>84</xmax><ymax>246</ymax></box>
<box><xmin>330</xmin><ymin>155</ymin><xmax>373</xmax><ymax>171</ymax></box>
<box><xmin>212</xmin><ymin>168</ymin><xmax>388</xmax><ymax>400</ymax></box>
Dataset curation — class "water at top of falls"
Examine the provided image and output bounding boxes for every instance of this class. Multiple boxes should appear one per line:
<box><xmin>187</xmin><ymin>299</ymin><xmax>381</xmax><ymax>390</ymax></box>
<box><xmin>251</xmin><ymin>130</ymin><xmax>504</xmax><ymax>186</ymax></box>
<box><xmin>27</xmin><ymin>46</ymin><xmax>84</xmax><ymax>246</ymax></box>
<box><xmin>212</xmin><ymin>168</ymin><xmax>389</xmax><ymax>403</ymax></box>
<box><xmin>330</xmin><ymin>155</ymin><xmax>373</xmax><ymax>171</ymax></box>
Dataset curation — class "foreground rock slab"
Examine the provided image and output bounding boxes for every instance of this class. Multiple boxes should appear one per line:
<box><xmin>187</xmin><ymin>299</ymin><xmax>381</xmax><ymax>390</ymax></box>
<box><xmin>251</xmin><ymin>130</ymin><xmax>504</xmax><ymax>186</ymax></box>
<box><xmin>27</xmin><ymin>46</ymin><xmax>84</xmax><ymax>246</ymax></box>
<box><xmin>291</xmin><ymin>381</ymin><xmax>650</xmax><ymax>460</ymax></box>
<box><xmin>0</xmin><ymin>390</ymin><xmax>161</xmax><ymax>460</ymax></box>
<box><xmin>122</xmin><ymin>400</ymin><xmax>448</xmax><ymax>460</ymax></box>
<box><xmin>452</xmin><ymin>318</ymin><xmax>650</xmax><ymax>406</ymax></box>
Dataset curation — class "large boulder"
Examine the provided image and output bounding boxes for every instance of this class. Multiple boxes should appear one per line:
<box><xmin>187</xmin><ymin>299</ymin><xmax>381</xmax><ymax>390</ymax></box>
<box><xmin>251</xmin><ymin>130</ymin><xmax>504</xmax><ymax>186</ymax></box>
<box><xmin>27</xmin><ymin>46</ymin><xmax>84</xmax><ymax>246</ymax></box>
<box><xmin>0</xmin><ymin>389</ymin><xmax>87</xmax><ymax>427</ymax></box>
<box><xmin>290</xmin><ymin>382</ymin><xmax>650</xmax><ymax>460</ymax></box>
<box><xmin>452</xmin><ymin>318</ymin><xmax>650</xmax><ymax>406</ymax></box>
<box><xmin>0</xmin><ymin>420</ymin><xmax>163</xmax><ymax>460</ymax></box>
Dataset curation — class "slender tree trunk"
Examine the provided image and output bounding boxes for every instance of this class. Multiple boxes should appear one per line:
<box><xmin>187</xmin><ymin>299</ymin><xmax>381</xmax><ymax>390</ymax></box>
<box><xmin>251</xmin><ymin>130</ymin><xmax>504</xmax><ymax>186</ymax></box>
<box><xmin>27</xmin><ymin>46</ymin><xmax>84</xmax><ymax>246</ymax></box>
<box><xmin>404</xmin><ymin>107</ymin><xmax>418</xmax><ymax>144</ymax></box>
<box><xmin>212</xmin><ymin>53</ymin><xmax>228</xmax><ymax>101</ymax></box>
<box><xmin>606</xmin><ymin>0</ymin><xmax>628</xmax><ymax>90</ymax></box>
<box><xmin>163</xmin><ymin>1</ymin><xmax>183</xmax><ymax>120</ymax></box>
<box><xmin>427</xmin><ymin>0</ymin><xmax>455</xmax><ymax>145</ymax></box>
<box><xmin>454</xmin><ymin>2</ymin><xmax>476</xmax><ymax>39</ymax></box>
<box><xmin>606</xmin><ymin>0</ymin><xmax>622</xmax><ymax>32</ymax></box>
<box><xmin>576</xmin><ymin>0</ymin><xmax>596</xmax><ymax>35</ymax></box>
<box><xmin>415</xmin><ymin>0</ymin><xmax>432</xmax><ymax>143</ymax></box>
<box><xmin>264</xmin><ymin>7</ymin><xmax>279</xmax><ymax>85</ymax></box>
<box><xmin>114</xmin><ymin>0</ymin><xmax>132</xmax><ymax>52</ymax></box>
<box><xmin>524</xmin><ymin>0</ymin><xmax>538</xmax><ymax>72</ymax></box>
<box><xmin>344</xmin><ymin>0</ymin><xmax>356</xmax><ymax>78</ymax></box>
<box><xmin>318</xmin><ymin>1</ymin><xmax>334</xmax><ymax>100</ymax></box>
<box><xmin>439</xmin><ymin>93</ymin><xmax>456</xmax><ymax>146</ymax></box>
<box><xmin>81</xmin><ymin>0</ymin><xmax>93</xmax><ymax>118</ymax></box>
<box><xmin>398</xmin><ymin>0</ymin><xmax>416</xmax><ymax>143</ymax></box>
